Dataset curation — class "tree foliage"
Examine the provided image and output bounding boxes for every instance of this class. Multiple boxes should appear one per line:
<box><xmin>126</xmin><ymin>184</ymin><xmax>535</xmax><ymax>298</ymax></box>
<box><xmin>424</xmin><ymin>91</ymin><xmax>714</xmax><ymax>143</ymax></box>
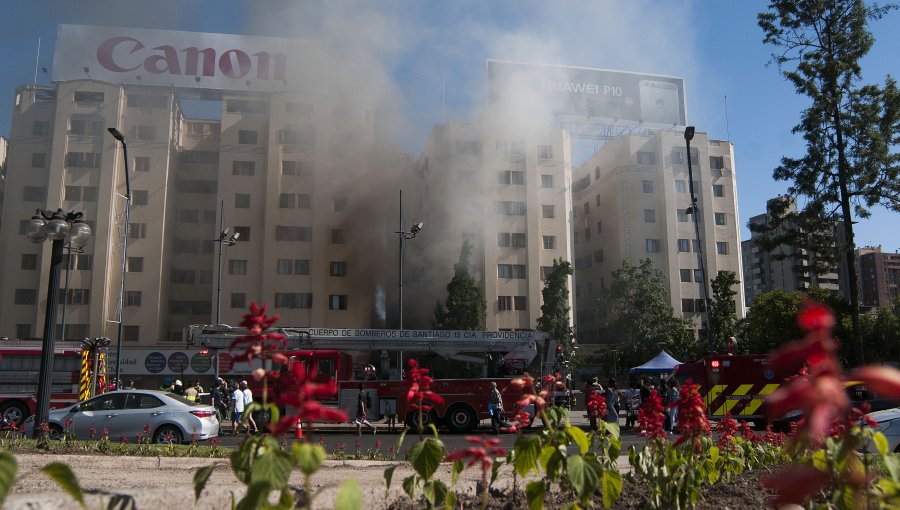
<box><xmin>758</xmin><ymin>0</ymin><xmax>900</xmax><ymax>365</ymax></box>
<box><xmin>597</xmin><ymin>259</ymin><xmax>697</xmax><ymax>367</ymax></box>
<box><xmin>431</xmin><ymin>240</ymin><xmax>486</xmax><ymax>330</ymax></box>
<box><xmin>536</xmin><ymin>259</ymin><xmax>575</xmax><ymax>358</ymax></box>
<box><xmin>709</xmin><ymin>270</ymin><xmax>741</xmax><ymax>353</ymax></box>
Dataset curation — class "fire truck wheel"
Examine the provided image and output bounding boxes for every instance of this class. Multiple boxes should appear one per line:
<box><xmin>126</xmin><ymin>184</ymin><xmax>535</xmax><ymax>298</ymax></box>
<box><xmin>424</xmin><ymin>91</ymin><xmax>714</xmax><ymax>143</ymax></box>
<box><xmin>405</xmin><ymin>409</ymin><xmax>440</xmax><ymax>432</ymax></box>
<box><xmin>0</xmin><ymin>401</ymin><xmax>28</xmax><ymax>427</ymax></box>
<box><xmin>444</xmin><ymin>404</ymin><xmax>477</xmax><ymax>433</ymax></box>
<box><xmin>153</xmin><ymin>425</ymin><xmax>183</xmax><ymax>444</ymax></box>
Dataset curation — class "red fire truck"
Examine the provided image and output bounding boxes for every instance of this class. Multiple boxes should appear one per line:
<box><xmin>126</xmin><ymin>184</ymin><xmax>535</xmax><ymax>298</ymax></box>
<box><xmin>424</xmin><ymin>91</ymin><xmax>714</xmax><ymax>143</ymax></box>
<box><xmin>184</xmin><ymin>325</ymin><xmax>553</xmax><ymax>432</ymax></box>
<box><xmin>0</xmin><ymin>340</ymin><xmax>107</xmax><ymax>427</ymax></box>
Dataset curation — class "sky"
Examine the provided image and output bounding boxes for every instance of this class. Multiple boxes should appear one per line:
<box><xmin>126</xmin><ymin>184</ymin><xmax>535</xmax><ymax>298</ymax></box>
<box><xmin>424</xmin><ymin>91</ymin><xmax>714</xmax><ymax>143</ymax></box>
<box><xmin>0</xmin><ymin>0</ymin><xmax>897</xmax><ymax>251</ymax></box>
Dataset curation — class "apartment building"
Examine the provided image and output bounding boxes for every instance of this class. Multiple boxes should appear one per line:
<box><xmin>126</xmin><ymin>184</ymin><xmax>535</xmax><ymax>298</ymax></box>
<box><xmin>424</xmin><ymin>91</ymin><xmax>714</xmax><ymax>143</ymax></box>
<box><xmin>741</xmin><ymin>196</ymin><xmax>843</xmax><ymax>305</ymax></box>
<box><xmin>858</xmin><ymin>246</ymin><xmax>900</xmax><ymax>308</ymax></box>
<box><xmin>571</xmin><ymin>130</ymin><xmax>745</xmax><ymax>346</ymax></box>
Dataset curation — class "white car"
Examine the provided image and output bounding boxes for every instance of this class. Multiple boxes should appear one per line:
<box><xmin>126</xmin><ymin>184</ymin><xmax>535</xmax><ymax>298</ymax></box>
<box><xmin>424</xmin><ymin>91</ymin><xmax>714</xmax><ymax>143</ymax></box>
<box><xmin>23</xmin><ymin>390</ymin><xmax>219</xmax><ymax>444</ymax></box>
<box><xmin>868</xmin><ymin>407</ymin><xmax>900</xmax><ymax>453</ymax></box>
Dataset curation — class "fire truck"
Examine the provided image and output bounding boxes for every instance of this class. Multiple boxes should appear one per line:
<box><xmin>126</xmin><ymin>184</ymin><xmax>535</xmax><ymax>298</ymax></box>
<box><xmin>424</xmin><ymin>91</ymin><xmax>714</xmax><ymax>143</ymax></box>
<box><xmin>184</xmin><ymin>325</ymin><xmax>553</xmax><ymax>432</ymax></box>
<box><xmin>0</xmin><ymin>339</ymin><xmax>107</xmax><ymax>427</ymax></box>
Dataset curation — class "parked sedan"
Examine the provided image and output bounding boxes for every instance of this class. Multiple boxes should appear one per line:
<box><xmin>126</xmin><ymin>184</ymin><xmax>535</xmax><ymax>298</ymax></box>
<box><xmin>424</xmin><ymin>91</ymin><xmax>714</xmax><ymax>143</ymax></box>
<box><xmin>868</xmin><ymin>407</ymin><xmax>900</xmax><ymax>453</ymax></box>
<box><xmin>23</xmin><ymin>390</ymin><xmax>218</xmax><ymax>443</ymax></box>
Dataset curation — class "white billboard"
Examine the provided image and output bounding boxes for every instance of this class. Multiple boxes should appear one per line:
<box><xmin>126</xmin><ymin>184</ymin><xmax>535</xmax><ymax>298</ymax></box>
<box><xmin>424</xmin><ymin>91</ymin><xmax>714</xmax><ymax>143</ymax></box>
<box><xmin>488</xmin><ymin>60</ymin><xmax>687</xmax><ymax>127</ymax></box>
<box><xmin>52</xmin><ymin>24</ymin><xmax>324</xmax><ymax>93</ymax></box>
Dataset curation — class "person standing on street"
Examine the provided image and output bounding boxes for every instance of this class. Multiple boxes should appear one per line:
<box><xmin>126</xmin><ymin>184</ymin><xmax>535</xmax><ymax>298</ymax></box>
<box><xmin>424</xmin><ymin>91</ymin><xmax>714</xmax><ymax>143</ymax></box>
<box><xmin>231</xmin><ymin>383</ymin><xmax>245</xmax><ymax>434</ymax></box>
<box><xmin>241</xmin><ymin>381</ymin><xmax>259</xmax><ymax>434</ymax></box>
<box><xmin>184</xmin><ymin>381</ymin><xmax>199</xmax><ymax>402</ymax></box>
<box><xmin>210</xmin><ymin>380</ymin><xmax>227</xmax><ymax>435</ymax></box>
<box><xmin>489</xmin><ymin>381</ymin><xmax>504</xmax><ymax>435</ymax></box>
<box><xmin>605</xmin><ymin>378</ymin><xmax>619</xmax><ymax>424</ymax></box>
<box><xmin>355</xmin><ymin>384</ymin><xmax>377</xmax><ymax>436</ymax></box>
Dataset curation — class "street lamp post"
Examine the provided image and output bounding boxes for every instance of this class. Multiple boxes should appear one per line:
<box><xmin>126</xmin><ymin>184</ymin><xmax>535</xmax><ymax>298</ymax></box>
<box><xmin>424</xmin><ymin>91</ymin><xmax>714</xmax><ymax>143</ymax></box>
<box><xmin>214</xmin><ymin>202</ymin><xmax>239</xmax><ymax>326</ymax></box>
<box><xmin>25</xmin><ymin>209</ymin><xmax>92</xmax><ymax>438</ymax></box>
<box><xmin>396</xmin><ymin>189</ymin><xmax>423</xmax><ymax>380</ymax></box>
<box><xmin>684</xmin><ymin>126</ymin><xmax>714</xmax><ymax>354</ymax></box>
<box><xmin>107</xmin><ymin>127</ymin><xmax>132</xmax><ymax>391</ymax></box>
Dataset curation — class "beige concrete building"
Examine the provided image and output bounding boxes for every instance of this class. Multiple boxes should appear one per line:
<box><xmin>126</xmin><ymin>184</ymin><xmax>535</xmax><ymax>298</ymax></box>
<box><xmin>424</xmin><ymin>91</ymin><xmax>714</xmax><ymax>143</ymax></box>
<box><xmin>571</xmin><ymin>130</ymin><xmax>745</xmax><ymax>347</ymax></box>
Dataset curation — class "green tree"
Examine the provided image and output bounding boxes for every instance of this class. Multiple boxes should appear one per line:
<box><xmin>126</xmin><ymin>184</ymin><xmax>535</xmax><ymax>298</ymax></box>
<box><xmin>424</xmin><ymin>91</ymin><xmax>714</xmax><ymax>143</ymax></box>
<box><xmin>597</xmin><ymin>259</ymin><xmax>697</xmax><ymax>367</ymax></box>
<box><xmin>758</xmin><ymin>0</ymin><xmax>900</xmax><ymax>365</ymax></box>
<box><xmin>709</xmin><ymin>270</ymin><xmax>741</xmax><ymax>353</ymax></box>
<box><xmin>536</xmin><ymin>259</ymin><xmax>575</xmax><ymax>360</ymax></box>
<box><xmin>431</xmin><ymin>239</ymin><xmax>486</xmax><ymax>330</ymax></box>
<box><xmin>862</xmin><ymin>297</ymin><xmax>900</xmax><ymax>363</ymax></box>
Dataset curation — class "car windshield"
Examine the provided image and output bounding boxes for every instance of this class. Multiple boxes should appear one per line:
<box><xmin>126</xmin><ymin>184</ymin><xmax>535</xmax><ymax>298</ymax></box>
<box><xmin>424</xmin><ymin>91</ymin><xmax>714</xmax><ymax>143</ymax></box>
<box><xmin>165</xmin><ymin>393</ymin><xmax>205</xmax><ymax>406</ymax></box>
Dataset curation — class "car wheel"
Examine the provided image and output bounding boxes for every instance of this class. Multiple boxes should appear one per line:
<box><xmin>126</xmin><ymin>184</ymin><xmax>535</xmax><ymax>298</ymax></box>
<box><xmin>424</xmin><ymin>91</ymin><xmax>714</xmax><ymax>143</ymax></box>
<box><xmin>444</xmin><ymin>404</ymin><xmax>477</xmax><ymax>433</ymax></box>
<box><xmin>48</xmin><ymin>424</ymin><xmax>64</xmax><ymax>440</ymax></box>
<box><xmin>0</xmin><ymin>401</ymin><xmax>29</xmax><ymax>428</ymax></box>
<box><xmin>153</xmin><ymin>425</ymin><xmax>183</xmax><ymax>444</ymax></box>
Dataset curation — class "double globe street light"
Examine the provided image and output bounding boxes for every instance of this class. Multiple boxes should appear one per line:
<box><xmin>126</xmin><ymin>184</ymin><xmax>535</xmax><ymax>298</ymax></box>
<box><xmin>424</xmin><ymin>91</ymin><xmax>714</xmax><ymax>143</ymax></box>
<box><xmin>25</xmin><ymin>209</ymin><xmax>92</xmax><ymax>438</ymax></box>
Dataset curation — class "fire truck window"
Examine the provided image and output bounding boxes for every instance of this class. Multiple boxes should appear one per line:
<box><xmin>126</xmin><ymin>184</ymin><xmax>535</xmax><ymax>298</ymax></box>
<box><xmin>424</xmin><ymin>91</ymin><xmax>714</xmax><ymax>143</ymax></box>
<box><xmin>317</xmin><ymin>359</ymin><xmax>335</xmax><ymax>377</ymax></box>
<box><xmin>125</xmin><ymin>394</ymin><xmax>164</xmax><ymax>409</ymax></box>
<box><xmin>81</xmin><ymin>393</ymin><xmax>126</xmax><ymax>412</ymax></box>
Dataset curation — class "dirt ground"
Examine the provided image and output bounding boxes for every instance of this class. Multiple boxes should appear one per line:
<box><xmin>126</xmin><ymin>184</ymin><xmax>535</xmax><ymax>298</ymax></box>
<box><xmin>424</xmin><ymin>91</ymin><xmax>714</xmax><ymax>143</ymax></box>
<box><xmin>4</xmin><ymin>452</ymin><xmax>547</xmax><ymax>509</ymax></box>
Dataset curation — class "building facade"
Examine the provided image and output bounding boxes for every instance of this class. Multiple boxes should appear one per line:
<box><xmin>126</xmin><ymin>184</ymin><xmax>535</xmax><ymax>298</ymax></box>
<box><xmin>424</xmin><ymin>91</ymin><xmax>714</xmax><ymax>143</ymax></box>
<box><xmin>858</xmin><ymin>246</ymin><xmax>900</xmax><ymax>308</ymax></box>
<box><xmin>571</xmin><ymin>131</ymin><xmax>745</xmax><ymax>347</ymax></box>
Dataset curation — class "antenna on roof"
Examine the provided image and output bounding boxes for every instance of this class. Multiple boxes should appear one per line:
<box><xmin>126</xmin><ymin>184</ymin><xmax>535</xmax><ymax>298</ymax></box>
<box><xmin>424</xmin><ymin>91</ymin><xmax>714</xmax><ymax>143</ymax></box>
<box><xmin>33</xmin><ymin>37</ymin><xmax>41</xmax><ymax>85</ymax></box>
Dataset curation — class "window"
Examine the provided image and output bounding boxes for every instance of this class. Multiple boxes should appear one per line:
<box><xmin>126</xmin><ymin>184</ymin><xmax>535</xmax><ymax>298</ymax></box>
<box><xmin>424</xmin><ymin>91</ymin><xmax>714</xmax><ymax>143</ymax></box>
<box><xmin>642</xmin><ymin>180</ymin><xmax>653</xmax><ymax>193</ymax></box>
<box><xmin>126</xmin><ymin>291</ymin><xmax>142</xmax><ymax>307</ymax></box>
<box><xmin>716</xmin><ymin>242</ymin><xmax>729</xmax><ymax>255</ymax></box>
<box><xmin>646</xmin><ymin>239</ymin><xmax>661</xmax><ymax>253</ymax></box>
<box><xmin>497</xmin><ymin>171</ymin><xmax>524</xmax><ymax>185</ymax></box>
<box><xmin>177</xmin><ymin>209</ymin><xmax>198</xmax><ymax>223</ymax></box>
<box><xmin>496</xmin><ymin>201</ymin><xmax>526</xmax><ymax>215</ymax></box>
<box><xmin>333</xmin><ymin>197</ymin><xmax>347</xmax><ymax>212</ymax></box>
<box><xmin>230</xmin><ymin>293</ymin><xmax>246</xmax><ymax>309</ymax></box>
<box><xmin>69</xmin><ymin>117</ymin><xmax>104</xmax><ymax>136</ymax></box>
<box><xmin>695</xmin><ymin>299</ymin><xmax>707</xmax><ymax>312</ymax></box>
<box><xmin>127</xmin><ymin>94</ymin><xmax>167</xmax><ymax>109</ymax></box>
<box><xmin>14</xmin><ymin>289</ymin><xmax>36</xmax><ymax>305</ymax></box>
<box><xmin>541</xmin><ymin>266</ymin><xmax>553</xmax><ymax>280</ymax></box>
<box><xmin>126</xmin><ymin>257</ymin><xmax>143</xmax><ymax>272</ymax></box>
<box><xmin>498</xmin><ymin>264</ymin><xmax>526</xmax><ymax>279</ymax></box>
<box><xmin>232</xmin><ymin>161</ymin><xmax>255</xmax><ymax>176</ymax></box>
<box><xmin>677</xmin><ymin>209</ymin><xmax>689</xmax><ymax>222</ymax></box>
<box><xmin>682</xmin><ymin>299</ymin><xmax>695</xmax><ymax>313</ymax></box>
<box><xmin>275</xmin><ymin>226</ymin><xmax>311</xmax><ymax>241</ymax></box>
<box><xmin>295</xmin><ymin>260</ymin><xmax>310</xmax><ymax>275</ymax></box>
<box><xmin>497</xmin><ymin>233</ymin><xmax>511</xmax><ymax>247</ymax></box>
<box><xmin>596</xmin><ymin>221</ymin><xmax>602</xmax><ymax>234</ymax></box>
<box><xmin>584</xmin><ymin>228</ymin><xmax>591</xmax><ymax>241</ymax></box>
<box><xmin>455</xmin><ymin>141</ymin><xmax>480</xmax><ymax>154</ymax></box>
<box><xmin>537</xmin><ymin>145</ymin><xmax>553</xmax><ymax>159</ymax></box>
<box><xmin>238</xmin><ymin>130</ymin><xmax>258</xmax><ymax>144</ymax></box>
<box><xmin>33</xmin><ymin>120</ymin><xmax>50</xmax><ymax>136</ymax></box>
<box><xmin>594</xmin><ymin>249</ymin><xmax>604</xmax><ymax>263</ymax></box>
<box><xmin>282</xmin><ymin>160</ymin><xmax>313</xmax><ymax>176</ymax></box>
<box><xmin>275</xmin><ymin>293</ymin><xmax>313</xmax><ymax>309</ymax></box>
<box><xmin>134</xmin><ymin>156</ymin><xmax>150</xmax><ymax>172</ymax></box>
<box><xmin>21</xmin><ymin>254</ymin><xmax>38</xmax><ymax>270</ymax></box>
<box><xmin>235</xmin><ymin>193</ymin><xmax>250</xmax><ymax>208</ymax></box>
<box><xmin>228</xmin><ymin>260</ymin><xmax>247</xmax><ymax>275</ymax></box>
<box><xmin>66</xmin><ymin>253</ymin><xmax>93</xmax><ymax>270</ymax></box>
<box><xmin>233</xmin><ymin>226</ymin><xmax>250</xmax><ymax>242</ymax></box>
<box><xmin>23</xmin><ymin>186</ymin><xmax>47</xmax><ymax>202</ymax></box>
<box><xmin>709</xmin><ymin>156</ymin><xmax>724</xmax><ymax>170</ymax></box>
<box><xmin>135</xmin><ymin>125</ymin><xmax>156</xmax><ymax>141</ymax></box>
<box><xmin>644</xmin><ymin>209</ymin><xmax>656</xmax><ymax>223</ymax></box>
<box><xmin>694</xmin><ymin>269</ymin><xmax>704</xmax><ymax>282</ymax></box>
<box><xmin>276</xmin><ymin>259</ymin><xmax>293</xmax><ymax>274</ymax></box>
<box><xmin>715</xmin><ymin>212</ymin><xmax>726</xmax><ymax>225</ymax></box>
<box><xmin>542</xmin><ymin>205</ymin><xmax>555</xmax><ymax>218</ymax></box>
<box><xmin>583</xmin><ymin>202</ymin><xmax>591</xmax><ymax>216</ymax></box>
<box><xmin>514</xmin><ymin>296</ymin><xmax>527</xmax><ymax>310</ymax></box>
<box><xmin>286</xmin><ymin>102</ymin><xmax>313</xmax><ymax>115</ymax></box>
<box><xmin>330</xmin><ymin>262</ymin><xmax>347</xmax><ymax>276</ymax></box>
<box><xmin>543</xmin><ymin>235</ymin><xmax>556</xmax><ymax>249</ymax></box>
<box><xmin>31</xmin><ymin>153</ymin><xmax>46</xmax><ymax>168</ymax></box>
<box><xmin>713</xmin><ymin>184</ymin><xmax>724</xmax><ymax>197</ymax></box>
<box><xmin>180</xmin><ymin>150</ymin><xmax>219</xmax><ymax>165</ymax></box>
<box><xmin>331</xmin><ymin>229</ymin><xmax>346</xmax><ymax>244</ymax></box>
<box><xmin>595</xmin><ymin>166</ymin><xmax>601</xmax><ymax>179</ymax></box>
<box><xmin>511</xmin><ymin>233</ymin><xmax>526</xmax><ymax>248</ymax></box>
<box><xmin>170</xmin><ymin>269</ymin><xmax>195</xmax><ymax>284</ymax></box>
<box><xmin>680</xmin><ymin>269</ymin><xmax>692</xmax><ymax>282</ymax></box>
<box><xmin>16</xmin><ymin>324</ymin><xmax>32</xmax><ymax>338</ymax></box>
<box><xmin>129</xmin><ymin>223</ymin><xmax>147</xmax><ymax>239</ymax></box>
<box><xmin>675</xmin><ymin>180</ymin><xmax>687</xmax><ymax>193</ymax></box>
<box><xmin>678</xmin><ymin>239</ymin><xmax>690</xmax><ymax>252</ymax></box>
<box><xmin>202</xmin><ymin>210</ymin><xmax>216</xmax><ymax>224</ymax></box>
<box><xmin>637</xmin><ymin>151</ymin><xmax>656</xmax><ymax>165</ymax></box>
<box><xmin>279</xmin><ymin>193</ymin><xmax>295</xmax><ymax>208</ymax></box>
<box><xmin>66</xmin><ymin>151</ymin><xmax>101</xmax><ymax>168</ymax></box>
<box><xmin>298</xmin><ymin>194</ymin><xmax>311</xmax><ymax>208</ymax></box>
<box><xmin>498</xmin><ymin>296</ymin><xmax>513</xmax><ymax>311</ymax></box>
<box><xmin>329</xmin><ymin>295</ymin><xmax>348</xmax><ymax>310</ymax></box>
<box><xmin>541</xmin><ymin>175</ymin><xmax>553</xmax><ymax>188</ymax></box>
<box><xmin>175</xmin><ymin>179</ymin><xmax>217</xmax><ymax>193</ymax></box>
<box><xmin>123</xmin><ymin>326</ymin><xmax>140</xmax><ymax>342</ymax></box>
<box><xmin>131</xmin><ymin>190</ymin><xmax>148</xmax><ymax>206</ymax></box>
<box><xmin>73</xmin><ymin>91</ymin><xmax>104</xmax><ymax>106</ymax></box>
<box><xmin>82</xmin><ymin>187</ymin><xmax>99</xmax><ymax>202</ymax></box>
<box><xmin>693</xmin><ymin>239</ymin><xmax>701</xmax><ymax>252</ymax></box>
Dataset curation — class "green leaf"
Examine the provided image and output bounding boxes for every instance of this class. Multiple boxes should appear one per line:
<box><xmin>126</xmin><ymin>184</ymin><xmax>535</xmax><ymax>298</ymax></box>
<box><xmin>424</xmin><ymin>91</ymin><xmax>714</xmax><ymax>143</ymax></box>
<box><xmin>873</xmin><ymin>431</ymin><xmax>889</xmax><ymax>457</ymax></box>
<box><xmin>607</xmin><ymin>439</ymin><xmax>621</xmax><ymax>461</ymax></box>
<box><xmin>250</xmin><ymin>441</ymin><xmax>293</xmax><ymax>489</ymax></box>
<box><xmin>335</xmin><ymin>478</ymin><xmax>362</xmax><ymax>510</ymax></box>
<box><xmin>401</xmin><ymin>475</ymin><xmax>419</xmax><ymax>499</ymax></box>
<box><xmin>193</xmin><ymin>464</ymin><xmax>215</xmax><ymax>502</ymax></box>
<box><xmin>708</xmin><ymin>445</ymin><xmax>720</xmax><ymax>463</ymax></box>
<box><xmin>566</xmin><ymin>455</ymin><xmax>602</xmax><ymax>502</ymax></box>
<box><xmin>293</xmin><ymin>442</ymin><xmax>326</xmax><ymax>476</ymax></box>
<box><xmin>444</xmin><ymin>490</ymin><xmax>458</xmax><ymax>510</ymax></box>
<box><xmin>384</xmin><ymin>465</ymin><xmax>397</xmax><ymax>492</ymax></box>
<box><xmin>423</xmin><ymin>479</ymin><xmax>448</xmax><ymax>508</ymax></box>
<box><xmin>604</xmin><ymin>422</ymin><xmax>620</xmax><ymax>441</ymax></box>
<box><xmin>0</xmin><ymin>450</ymin><xmax>18</xmax><ymax>506</ymax></box>
<box><xmin>490</xmin><ymin>458</ymin><xmax>504</xmax><ymax>486</ymax></box>
<box><xmin>408</xmin><ymin>438</ymin><xmax>445</xmax><ymax>481</ymax></box>
<box><xmin>41</xmin><ymin>462</ymin><xmax>85</xmax><ymax>509</ymax></box>
<box><xmin>525</xmin><ymin>480</ymin><xmax>545</xmax><ymax>510</ymax></box>
<box><xmin>514</xmin><ymin>435</ymin><xmax>542</xmax><ymax>477</ymax></box>
<box><xmin>451</xmin><ymin>459</ymin><xmax>464</xmax><ymax>486</ymax></box>
<box><xmin>601</xmin><ymin>470</ymin><xmax>623</xmax><ymax>510</ymax></box>
<box><xmin>567</xmin><ymin>426</ymin><xmax>589</xmax><ymax>455</ymax></box>
<box><xmin>230</xmin><ymin>435</ymin><xmax>258</xmax><ymax>484</ymax></box>
<box><xmin>884</xmin><ymin>455</ymin><xmax>900</xmax><ymax>482</ymax></box>
<box><xmin>235</xmin><ymin>481</ymin><xmax>272</xmax><ymax>510</ymax></box>
<box><xmin>277</xmin><ymin>487</ymin><xmax>294</xmax><ymax>508</ymax></box>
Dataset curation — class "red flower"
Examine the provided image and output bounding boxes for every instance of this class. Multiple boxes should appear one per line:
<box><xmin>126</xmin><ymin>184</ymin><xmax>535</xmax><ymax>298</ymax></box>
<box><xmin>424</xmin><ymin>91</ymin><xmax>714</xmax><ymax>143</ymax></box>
<box><xmin>405</xmin><ymin>359</ymin><xmax>445</xmax><ymax>412</ymax></box>
<box><xmin>715</xmin><ymin>414</ymin><xmax>739</xmax><ymax>450</ymax></box>
<box><xmin>270</xmin><ymin>361</ymin><xmax>348</xmax><ymax>435</ymax></box>
<box><xmin>513</xmin><ymin>373</ymin><xmax>547</xmax><ymax>413</ymax></box>
<box><xmin>674</xmin><ymin>380</ymin><xmax>711</xmax><ymax>452</ymax></box>
<box><xmin>229</xmin><ymin>302</ymin><xmax>286</xmax><ymax>364</ymax></box>
<box><xmin>846</xmin><ymin>366</ymin><xmax>900</xmax><ymax>401</ymax></box>
<box><xmin>637</xmin><ymin>389</ymin><xmax>667</xmax><ymax>440</ymax></box>
<box><xmin>586</xmin><ymin>391</ymin><xmax>606</xmax><ymax>419</ymax></box>
<box><xmin>739</xmin><ymin>420</ymin><xmax>758</xmax><ymax>443</ymax></box>
<box><xmin>446</xmin><ymin>434</ymin><xmax>507</xmax><ymax>506</ymax></box>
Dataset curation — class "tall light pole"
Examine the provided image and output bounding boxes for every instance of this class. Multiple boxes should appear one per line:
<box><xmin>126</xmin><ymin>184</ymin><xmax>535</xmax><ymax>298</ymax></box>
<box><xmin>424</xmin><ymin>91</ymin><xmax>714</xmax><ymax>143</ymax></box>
<box><xmin>25</xmin><ymin>208</ymin><xmax>92</xmax><ymax>438</ymax></box>
<box><xmin>214</xmin><ymin>201</ymin><xmax>239</xmax><ymax>326</ymax></box>
<box><xmin>684</xmin><ymin>126</ymin><xmax>714</xmax><ymax>354</ymax></box>
<box><xmin>396</xmin><ymin>189</ymin><xmax>423</xmax><ymax>379</ymax></box>
<box><xmin>107</xmin><ymin>127</ymin><xmax>132</xmax><ymax>390</ymax></box>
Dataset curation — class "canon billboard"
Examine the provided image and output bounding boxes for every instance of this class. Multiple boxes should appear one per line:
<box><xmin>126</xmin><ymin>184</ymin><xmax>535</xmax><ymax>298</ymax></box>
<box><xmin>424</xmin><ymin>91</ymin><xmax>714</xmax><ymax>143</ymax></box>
<box><xmin>52</xmin><ymin>24</ymin><xmax>323</xmax><ymax>93</ymax></box>
<box><xmin>488</xmin><ymin>60</ymin><xmax>687</xmax><ymax>127</ymax></box>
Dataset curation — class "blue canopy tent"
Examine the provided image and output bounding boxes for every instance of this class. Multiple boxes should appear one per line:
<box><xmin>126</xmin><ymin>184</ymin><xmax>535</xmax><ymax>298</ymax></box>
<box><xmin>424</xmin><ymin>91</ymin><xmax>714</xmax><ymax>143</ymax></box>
<box><xmin>629</xmin><ymin>351</ymin><xmax>680</xmax><ymax>374</ymax></box>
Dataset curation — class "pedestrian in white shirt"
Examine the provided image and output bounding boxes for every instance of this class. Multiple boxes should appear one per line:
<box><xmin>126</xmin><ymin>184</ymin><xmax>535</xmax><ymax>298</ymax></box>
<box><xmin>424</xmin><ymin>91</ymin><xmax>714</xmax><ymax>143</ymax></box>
<box><xmin>241</xmin><ymin>380</ymin><xmax>259</xmax><ymax>434</ymax></box>
<box><xmin>231</xmin><ymin>384</ymin><xmax>245</xmax><ymax>434</ymax></box>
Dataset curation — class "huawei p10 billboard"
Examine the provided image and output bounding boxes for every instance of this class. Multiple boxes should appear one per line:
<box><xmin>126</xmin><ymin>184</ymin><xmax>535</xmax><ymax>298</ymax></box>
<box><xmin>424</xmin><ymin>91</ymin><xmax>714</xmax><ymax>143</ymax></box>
<box><xmin>488</xmin><ymin>60</ymin><xmax>687</xmax><ymax>127</ymax></box>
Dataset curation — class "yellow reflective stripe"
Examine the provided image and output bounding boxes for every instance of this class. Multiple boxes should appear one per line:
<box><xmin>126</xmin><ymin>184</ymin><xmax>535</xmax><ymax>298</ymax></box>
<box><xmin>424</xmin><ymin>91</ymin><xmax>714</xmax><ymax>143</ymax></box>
<box><xmin>708</xmin><ymin>385</ymin><xmax>727</xmax><ymax>416</ymax></box>
<box><xmin>78</xmin><ymin>351</ymin><xmax>90</xmax><ymax>400</ymax></box>
<box><xmin>724</xmin><ymin>384</ymin><xmax>754</xmax><ymax>414</ymax></box>
<box><xmin>741</xmin><ymin>384</ymin><xmax>780</xmax><ymax>416</ymax></box>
